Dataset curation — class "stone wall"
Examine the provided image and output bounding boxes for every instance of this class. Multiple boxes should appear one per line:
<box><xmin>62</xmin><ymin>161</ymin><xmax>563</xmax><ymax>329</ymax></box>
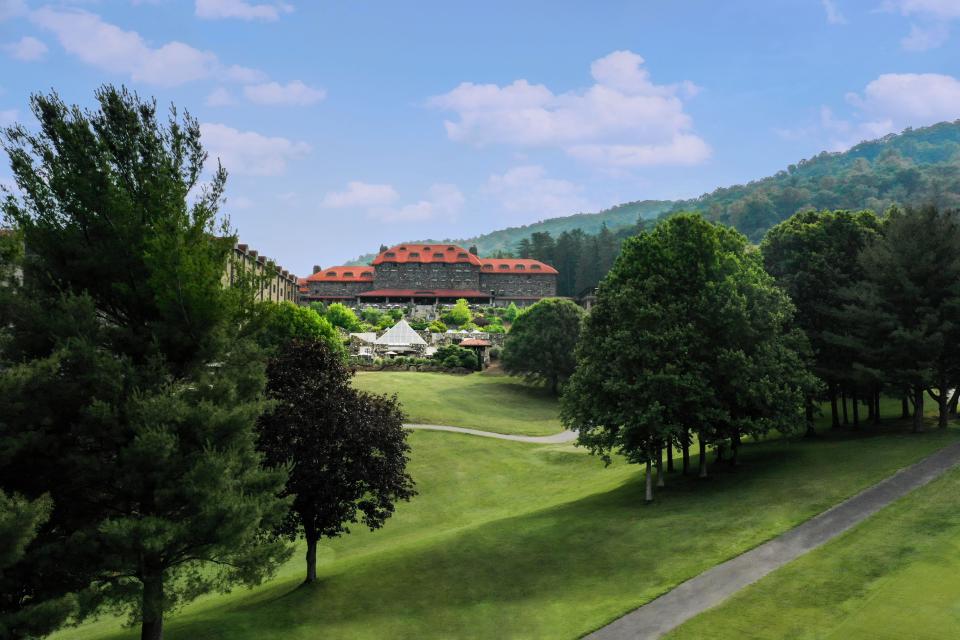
<box><xmin>307</xmin><ymin>280</ymin><xmax>374</xmax><ymax>297</ymax></box>
<box><xmin>374</xmin><ymin>262</ymin><xmax>480</xmax><ymax>291</ymax></box>
<box><xmin>479</xmin><ymin>273</ymin><xmax>557</xmax><ymax>299</ymax></box>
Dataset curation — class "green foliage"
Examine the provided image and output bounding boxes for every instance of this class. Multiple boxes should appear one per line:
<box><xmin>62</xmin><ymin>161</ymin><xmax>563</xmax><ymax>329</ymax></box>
<box><xmin>408</xmin><ymin>318</ymin><xmax>430</xmax><ymax>331</ymax></box>
<box><xmin>325</xmin><ymin>302</ymin><xmax>362</xmax><ymax>332</ymax></box>
<box><xmin>441</xmin><ymin>299</ymin><xmax>472</xmax><ymax>326</ymax></box>
<box><xmin>428</xmin><ymin>320</ymin><xmax>447</xmax><ymax>333</ymax></box>
<box><xmin>669</xmin><ymin>121</ymin><xmax>960</xmax><ymax>242</ymax></box>
<box><xmin>0</xmin><ymin>86</ymin><xmax>291</xmax><ymax>638</ymax></box>
<box><xmin>501</xmin><ymin>302</ymin><xmax>520</xmax><ymax>324</ymax></box>
<box><xmin>360</xmin><ymin>307</ymin><xmax>384</xmax><ymax>325</ymax></box>
<box><xmin>389</xmin><ymin>308</ymin><xmax>404</xmax><ymax>321</ymax></box>
<box><xmin>502</xmin><ymin>298</ymin><xmax>584</xmax><ymax>394</ymax></box>
<box><xmin>432</xmin><ymin>344</ymin><xmax>478</xmax><ymax>370</ymax></box>
<box><xmin>255</xmin><ymin>301</ymin><xmax>341</xmax><ymax>354</ymax></box>
<box><xmin>257</xmin><ymin>339</ymin><xmax>415</xmax><ymax>582</ymax></box>
<box><xmin>562</xmin><ymin>214</ymin><xmax>816</xmax><ymax>495</ymax></box>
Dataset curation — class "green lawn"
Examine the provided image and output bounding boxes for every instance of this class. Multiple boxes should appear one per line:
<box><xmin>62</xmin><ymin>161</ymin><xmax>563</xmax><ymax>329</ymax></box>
<box><xmin>351</xmin><ymin>370</ymin><xmax>562</xmax><ymax>436</ymax></box>
<box><xmin>56</xmin><ymin>424</ymin><xmax>960</xmax><ymax>640</ymax></box>
<box><xmin>667</xmin><ymin>447</ymin><xmax>960</xmax><ymax>640</ymax></box>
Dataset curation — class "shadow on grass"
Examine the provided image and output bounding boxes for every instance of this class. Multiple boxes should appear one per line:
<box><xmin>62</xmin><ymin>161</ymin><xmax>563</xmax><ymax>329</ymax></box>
<box><xmin>153</xmin><ymin>427</ymin><xmax>960</xmax><ymax>640</ymax></box>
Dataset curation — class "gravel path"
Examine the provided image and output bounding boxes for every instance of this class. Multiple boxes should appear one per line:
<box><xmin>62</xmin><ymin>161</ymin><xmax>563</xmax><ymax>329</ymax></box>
<box><xmin>403</xmin><ymin>423</ymin><xmax>577</xmax><ymax>443</ymax></box>
<box><xmin>585</xmin><ymin>439</ymin><xmax>960</xmax><ymax>640</ymax></box>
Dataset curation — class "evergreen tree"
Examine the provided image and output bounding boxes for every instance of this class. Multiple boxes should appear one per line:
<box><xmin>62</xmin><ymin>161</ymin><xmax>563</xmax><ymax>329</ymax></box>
<box><xmin>0</xmin><ymin>86</ymin><xmax>291</xmax><ymax>640</ymax></box>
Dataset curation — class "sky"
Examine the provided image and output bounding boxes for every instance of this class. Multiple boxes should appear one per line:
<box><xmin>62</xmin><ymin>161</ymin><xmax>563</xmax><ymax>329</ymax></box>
<box><xmin>2</xmin><ymin>0</ymin><xmax>960</xmax><ymax>274</ymax></box>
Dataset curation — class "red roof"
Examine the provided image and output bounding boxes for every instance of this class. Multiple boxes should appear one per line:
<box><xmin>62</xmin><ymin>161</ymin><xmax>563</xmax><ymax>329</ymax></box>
<box><xmin>372</xmin><ymin>243</ymin><xmax>482</xmax><ymax>266</ymax></box>
<box><xmin>479</xmin><ymin>258</ymin><xmax>558</xmax><ymax>275</ymax></box>
<box><xmin>358</xmin><ymin>289</ymin><xmax>492</xmax><ymax>298</ymax></box>
<box><xmin>459</xmin><ymin>338</ymin><xmax>492</xmax><ymax>347</ymax></box>
<box><xmin>306</xmin><ymin>266</ymin><xmax>375</xmax><ymax>282</ymax></box>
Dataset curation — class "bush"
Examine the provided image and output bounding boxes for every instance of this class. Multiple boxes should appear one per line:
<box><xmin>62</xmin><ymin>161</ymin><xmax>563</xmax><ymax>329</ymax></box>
<box><xmin>428</xmin><ymin>320</ymin><xmax>447</xmax><ymax>333</ymax></box>
<box><xmin>433</xmin><ymin>344</ymin><xmax>478</xmax><ymax>370</ymax></box>
<box><xmin>389</xmin><ymin>308</ymin><xmax>403</xmax><ymax>321</ymax></box>
<box><xmin>473</xmin><ymin>316</ymin><xmax>491</xmax><ymax>327</ymax></box>
<box><xmin>408</xmin><ymin>318</ymin><xmax>430</xmax><ymax>331</ymax></box>
<box><xmin>441</xmin><ymin>298</ymin><xmax>472</xmax><ymax>326</ymax></box>
<box><xmin>361</xmin><ymin>307</ymin><xmax>384</xmax><ymax>325</ymax></box>
<box><xmin>325</xmin><ymin>302</ymin><xmax>362</xmax><ymax>332</ymax></box>
<box><xmin>502</xmin><ymin>302</ymin><xmax>520</xmax><ymax>324</ymax></box>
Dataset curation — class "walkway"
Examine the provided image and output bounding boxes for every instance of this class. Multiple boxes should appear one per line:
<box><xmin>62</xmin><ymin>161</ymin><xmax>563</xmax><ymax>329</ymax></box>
<box><xmin>586</xmin><ymin>440</ymin><xmax>960</xmax><ymax>640</ymax></box>
<box><xmin>403</xmin><ymin>423</ymin><xmax>577</xmax><ymax>444</ymax></box>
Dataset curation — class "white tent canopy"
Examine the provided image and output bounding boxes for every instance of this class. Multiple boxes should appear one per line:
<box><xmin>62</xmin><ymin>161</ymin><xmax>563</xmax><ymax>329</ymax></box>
<box><xmin>375</xmin><ymin>318</ymin><xmax>427</xmax><ymax>346</ymax></box>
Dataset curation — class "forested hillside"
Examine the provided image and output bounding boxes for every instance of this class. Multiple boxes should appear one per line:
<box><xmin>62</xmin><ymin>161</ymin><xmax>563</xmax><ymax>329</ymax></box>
<box><xmin>670</xmin><ymin>120</ymin><xmax>960</xmax><ymax>241</ymax></box>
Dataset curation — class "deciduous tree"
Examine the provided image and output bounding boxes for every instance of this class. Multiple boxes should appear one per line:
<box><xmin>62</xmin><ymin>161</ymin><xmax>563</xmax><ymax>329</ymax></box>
<box><xmin>502</xmin><ymin>298</ymin><xmax>584</xmax><ymax>394</ymax></box>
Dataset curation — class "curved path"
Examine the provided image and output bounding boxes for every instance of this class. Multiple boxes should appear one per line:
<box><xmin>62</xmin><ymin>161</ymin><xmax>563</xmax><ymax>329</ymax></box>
<box><xmin>586</xmin><ymin>439</ymin><xmax>960</xmax><ymax>640</ymax></box>
<box><xmin>403</xmin><ymin>423</ymin><xmax>577</xmax><ymax>444</ymax></box>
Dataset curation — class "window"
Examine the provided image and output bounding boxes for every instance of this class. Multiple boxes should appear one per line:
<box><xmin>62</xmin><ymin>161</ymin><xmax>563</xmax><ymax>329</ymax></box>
<box><xmin>362</xmin><ymin>271</ymin><xmax>373</xmax><ymax>278</ymax></box>
<box><xmin>422</xmin><ymin>246</ymin><xmax>431</xmax><ymax>251</ymax></box>
<box><xmin>482</xmin><ymin>264</ymin><xmax>493</xmax><ymax>270</ymax></box>
<box><xmin>343</xmin><ymin>271</ymin><xmax>353</xmax><ymax>277</ymax></box>
<box><xmin>446</xmin><ymin>246</ymin><xmax>455</xmax><ymax>251</ymax></box>
<box><xmin>409</xmin><ymin>252</ymin><xmax>420</xmax><ymax>258</ymax></box>
<box><xmin>515</xmin><ymin>264</ymin><xmax>525</xmax><ymax>270</ymax></box>
<box><xmin>457</xmin><ymin>252</ymin><xmax>468</xmax><ymax>259</ymax></box>
<box><xmin>385</xmin><ymin>252</ymin><xmax>396</xmax><ymax>258</ymax></box>
<box><xmin>398</xmin><ymin>246</ymin><xmax>407</xmax><ymax>251</ymax></box>
<box><xmin>499</xmin><ymin>264</ymin><xmax>510</xmax><ymax>270</ymax></box>
<box><xmin>433</xmin><ymin>252</ymin><xmax>445</xmax><ymax>259</ymax></box>
<box><xmin>326</xmin><ymin>271</ymin><xmax>337</xmax><ymax>277</ymax></box>
<box><xmin>531</xmin><ymin>264</ymin><xmax>541</xmax><ymax>271</ymax></box>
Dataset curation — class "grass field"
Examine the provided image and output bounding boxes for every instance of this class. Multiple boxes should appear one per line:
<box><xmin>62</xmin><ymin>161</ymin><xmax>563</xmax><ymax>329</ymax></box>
<box><xmin>351</xmin><ymin>370</ymin><xmax>562</xmax><ymax>436</ymax></box>
<box><xmin>667</xmin><ymin>452</ymin><xmax>960</xmax><ymax>640</ymax></box>
<box><xmin>56</xmin><ymin>422</ymin><xmax>960</xmax><ymax>640</ymax></box>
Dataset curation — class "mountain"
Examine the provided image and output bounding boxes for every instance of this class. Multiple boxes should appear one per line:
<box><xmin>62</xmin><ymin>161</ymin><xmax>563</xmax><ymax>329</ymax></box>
<box><xmin>350</xmin><ymin>120</ymin><xmax>960</xmax><ymax>264</ymax></box>
<box><xmin>347</xmin><ymin>199</ymin><xmax>670</xmax><ymax>265</ymax></box>
<box><xmin>668</xmin><ymin>120</ymin><xmax>960</xmax><ymax>241</ymax></box>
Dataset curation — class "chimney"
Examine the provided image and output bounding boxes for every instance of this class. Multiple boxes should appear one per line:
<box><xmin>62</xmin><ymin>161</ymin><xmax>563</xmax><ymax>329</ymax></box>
<box><xmin>237</xmin><ymin>243</ymin><xmax>249</xmax><ymax>253</ymax></box>
<box><xmin>248</xmin><ymin>250</ymin><xmax>258</xmax><ymax>258</ymax></box>
<box><xmin>313</xmin><ymin>265</ymin><xmax>321</xmax><ymax>274</ymax></box>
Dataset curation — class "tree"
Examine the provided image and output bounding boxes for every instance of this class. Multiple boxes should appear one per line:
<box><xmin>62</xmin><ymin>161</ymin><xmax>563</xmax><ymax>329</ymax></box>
<box><xmin>441</xmin><ymin>298</ymin><xmax>472</xmax><ymax>326</ymax></box>
<box><xmin>256</xmin><ymin>339</ymin><xmax>415</xmax><ymax>583</ymax></box>
<box><xmin>0</xmin><ymin>86</ymin><xmax>291</xmax><ymax>640</ymax></box>
<box><xmin>562</xmin><ymin>214</ymin><xmax>814</xmax><ymax>501</ymax></box>
<box><xmin>428</xmin><ymin>320</ymin><xmax>447</xmax><ymax>333</ymax></box>
<box><xmin>432</xmin><ymin>343</ymin><xmax>478</xmax><ymax>370</ymax></box>
<box><xmin>0</xmin><ymin>491</ymin><xmax>76</xmax><ymax>639</ymax></box>
<box><xmin>325</xmin><ymin>302</ymin><xmax>362</xmax><ymax>332</ymax></box>
<box><xmin>761</xmin><ymin>210</ymin><xmax>881</xmax><ymax>432</ymax></box>
<box><xmin>255</xmin><ymin>301</ymin><xmax>341</xmax><ymax>353</ymax></box>
<box><xmin>501</xmin><ymin>302</ymin><xmax>520</xmax><ymax>324</ymax></box>
<box><xmin>468</xmin><ymin>244</ymin><xmax>478</xmax><ymax>255</ymax></box>
<box><xmin>855</xmin><ymin>205</ymin><xmax>960</xmax><ymax>431</ymax></box>
<box><xmin>502</xmin><ymin>298</ymin><xmax>584</xmax><ymax>394</ymax></box>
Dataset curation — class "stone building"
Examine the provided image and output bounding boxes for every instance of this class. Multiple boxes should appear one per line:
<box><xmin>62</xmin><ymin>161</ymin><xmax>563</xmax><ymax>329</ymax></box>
<box><xmin>225</xmin><ymin>242</ymin><xmax>300</xmax><ymax>304</ymax></box>
<box><xmin>301</xmin><ymin>243</ymin><xmax>557</xmax><ymax>306</ymax></box>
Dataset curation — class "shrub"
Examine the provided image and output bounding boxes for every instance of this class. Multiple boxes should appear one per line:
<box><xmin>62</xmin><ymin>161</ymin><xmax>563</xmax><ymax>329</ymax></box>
<box><xmin>433</xmin><ymin>344</ymin><xmax>478</xmax><ymax>370</ymax></box>
<box><xmin>325</xmin><ymin>302</ymin><xmax>362</xmax><ymax>332</ymax></box>
<box><xmin>441</xmin><ymin>298</ymin><xmax>472</xmax><ymax>326</ymax></box>
<box><xmin>428</xmin><ymin>320</ymin><xmax>447</xmax><ymax>333</ymax></box>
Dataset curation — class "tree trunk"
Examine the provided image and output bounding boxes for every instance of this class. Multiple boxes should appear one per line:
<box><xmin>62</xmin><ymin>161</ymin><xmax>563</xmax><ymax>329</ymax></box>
<box><xmin>841</xmin><ymin>388</ymin><xmax>849</xmax><ymax>425</ymax></box>
<box><xmin>873</xmin><ymin>387</ymin><xmax>881</xmax><ymax>426</ymax></box>
<box><xmin>949</xmin><ymin>388</ymin><xmax>960</xmax><ymax>417</ymax></box>
<box><xmin>913</xmin><ymin>386</ymin><xmax>925</xmax><ymax>433</ymax></box>
<box><xmin>656</xmin><ymin>443</ymin><xmax>665</xmax><ymax>488</ymax></box>
<box><xmin>305</xmin><ymin>532</ymin><xmax>319</xmax><ymax>584</ymax></box>
<box><xmin>140</xmin><ymin>575</ymin><xmax>164</xmax><ymax>640</ymax></box>
<box><xmin>901</xmin><ymin>395</ymin><xmax>910</xmax><ymax>420</ymax></box>
<box><xmin>805</xmin><ymin>396</ymin><xmax>816</xmax><ymax>437</ymax></box>
<box><xmin>830</xmin><ymin>383</ymin><xmax>840</xmax><ymax>429</ymax></box>
<box><xmin>730</xmin><ymin>432</ymin><xmax>740</xmax><ymax>467</ymax></box>
<box><xmin>666</xmin><ymin>440</ymin><xmax>674</xmax><ymax>473</ymax></box>
<box><xmin>852</xmin><ymin>388</ymin><xmax>860</xmax><ymax>428</ymax></box>
<box><xmin>866</xmin><ymin>389</ymin><xmax>874</xmax><ymax>421</ymax></box>
<box><xmin>645</xmin><ymin>459</ymin><xmax>653</xmax><ymax>503</ymax></box>
<box><xmin>681</xmin><ymin>429</ymin><xmax>690</xmax><ymax>475</ymax></box>
<box><xmin>938</xmin><ymin>378</ymin><xmax>949</xmax><ymax>429</ymax></box>
<box><xmin>698</xmin><ymin>431</ymin><xmax>707</xmax><ymax>479</ymax></box>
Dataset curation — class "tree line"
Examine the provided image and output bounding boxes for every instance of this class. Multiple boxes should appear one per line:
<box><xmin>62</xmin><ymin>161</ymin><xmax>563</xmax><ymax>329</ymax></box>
<box><xmin>0</xmin><ymin>87</ymin><xmax>414</xmax><ymax>640</ymax></box>
<box><xmin>557</xmin><ymin>205</ymin><xmax>960</xmax><ymax>502</ymax></box>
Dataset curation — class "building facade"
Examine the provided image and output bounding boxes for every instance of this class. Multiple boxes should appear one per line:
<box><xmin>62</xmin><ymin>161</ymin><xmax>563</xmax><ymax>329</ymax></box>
<box><xmin>301</xmin><ymin>243</ymin><xmax>558</xmax><ymax>305</ymax></box>
<box><xmin>225</xmin><ymin>242</ymin><xmax>300</xmax><ymax>304</ymax></box>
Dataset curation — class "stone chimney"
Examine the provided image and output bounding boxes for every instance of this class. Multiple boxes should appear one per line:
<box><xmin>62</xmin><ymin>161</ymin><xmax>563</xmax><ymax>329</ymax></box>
<box><xmin>313</xmin><ymin>265</ymin><xmax>321</xmax><ymax>274</ymax></box>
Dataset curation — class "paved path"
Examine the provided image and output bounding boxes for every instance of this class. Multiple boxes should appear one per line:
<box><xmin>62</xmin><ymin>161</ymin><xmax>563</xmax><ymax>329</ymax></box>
<box><xmin>403</xmin><ymin>423</ymin><xmax>577</xmax><ymax>443</ymax></box>
<box><xmin>586</xmin><ymin>440</ymin><xmax>960</xmax><ymax>640</ymax></box>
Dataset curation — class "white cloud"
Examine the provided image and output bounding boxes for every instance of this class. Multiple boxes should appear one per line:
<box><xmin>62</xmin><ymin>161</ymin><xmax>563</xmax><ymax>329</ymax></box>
<box><xmin>846</xmin><ymin>73</ymin><xmax>960</xmax><ymax>127</ymax></box>
<box><xmin>485</xmin><ymin>165</ymin><xmax>590</xmax><ymax>217</ymax></box>
<box><xmin>370</xmin><ymin>184</ymin><xmax>464</xmax><ymax>222</ymax></box>
<box><xmin>822</xmin><ymin>0</ymin><xmax>847</xmax><ymax>24</ymax></box>
<box><xmin>223</xmin><ymin>65</ymin><xmax>268</xmax><ymax>84</ymax></box>
<box><xmin>0</xmin><ymin>1</ymin><xmax>26</xmax><ymax>22</ymax></box>
<box><xmin>901</xmin><ymin>22</ymin><xmax>950</xmax><ymax>50</ymax></box>
<box><xmin>428</xmin><ymin>50</ymin><xmax>709</xmax><ymax>168</ymax></box>
<box><xmin>886</xmin><ymin>0</ymin><xmax>960</xmax><ymax>49</ymax></box>
<box><xmin>321</xmin><ymin>181</ymin><xmax>399</xmax><ymax>208</ymax></box>
<box><xmin>195</xmin><ymin>0</ymin><xmax>294</xmax><ymax>22</ymax></box>
<box><xmin>31</xmin><ymin>7</ymin><xmax>220</xmax><ymax>86</ymax></box>
<box><xmin>4</xmin><ymin>36</ymin><xmax>47</xmax><ymax>61</ymax></box>
<box><xmin>200</xmin><ymin>122</ymin><xmax>310</xmax><ymax>176</ymax></box>
<box><xmin>205</xmin><ymin>87</ymin><xmax>236</xmax><ymax>107</ymax></box>
<box><xmin>243</xmin><ymin>81</ymin><xmax>326</xmax><ymax>106</ymax></box>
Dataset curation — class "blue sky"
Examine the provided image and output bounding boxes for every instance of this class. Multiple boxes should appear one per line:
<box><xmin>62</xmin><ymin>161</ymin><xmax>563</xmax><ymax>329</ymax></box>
<box><xmin>2</xmin><ymin>0</ymin><xmax>959</xmax><ymax>273</ymax></box>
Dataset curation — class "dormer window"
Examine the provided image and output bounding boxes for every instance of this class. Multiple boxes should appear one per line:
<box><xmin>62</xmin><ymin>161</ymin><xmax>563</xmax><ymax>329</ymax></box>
<box><xmin>482</xmin><ymin>264</ymin><xmax>493</xmax><ymax>270</ymax></box>
<box><xmin>515</xmin><ymin>264</ymin><xmax>525</xmax><ymax>270</ymax></box>
<box><xmin>398</xmin><ymin>246</ymin><xmax>407</xmax><ymax>251</ymax></box>
<box><xmin>362</xmin><ymin>271</ymin><xmax>373</xmax><ymax>278</ymax></box>
<box><xmin>385</xmin><ymin>251</ymin><xmax>396</xmax><ymax>258</ymax></box>
<box><xmin>409</xmin><ymin>252</ymin><xmax>420</xmax><ymax>258</ymax></box>
<box><xmin>446</xmin><ymin>246</ymin><xmax>455</xmax><ymax>251</ymax></box>
<box><xmin>433</xmin><ymin>252</ymin><xmax>445</xmax><ymax>259</ymax></box>
<box><xmin>422</xmin><ymin>246</ymin><xmax>431</xmax><ymax>251</ymax></box>
<box><xmin>343</xmin><ymin>271</ymin><xmax>353</xmax><ymax>277</ymax></box>
<box><xmin>531</xmin><ymin>264</ymin><xmax>541</xmax><ymax>270</ymax></box>
<box><xmin>457</xmin><ymin>252</ymin><xmax>468</xmax><ymax>259</ymax></box>
<box><xmin>499</xmin><ymin>264</ymin><xmax>510</xmax><ymax>270</ymax></box>
<box><xmin>326</xmin><ymin>271</ymin><xmax>337</xmax><ymax>277</ymax></box>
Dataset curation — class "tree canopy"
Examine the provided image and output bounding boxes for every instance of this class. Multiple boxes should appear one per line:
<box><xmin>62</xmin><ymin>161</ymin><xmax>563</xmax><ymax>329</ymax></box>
<box><xmin>502</xmin><ymin>298</ymin><xmax>585</xmax><ymax>394</ymax></box>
